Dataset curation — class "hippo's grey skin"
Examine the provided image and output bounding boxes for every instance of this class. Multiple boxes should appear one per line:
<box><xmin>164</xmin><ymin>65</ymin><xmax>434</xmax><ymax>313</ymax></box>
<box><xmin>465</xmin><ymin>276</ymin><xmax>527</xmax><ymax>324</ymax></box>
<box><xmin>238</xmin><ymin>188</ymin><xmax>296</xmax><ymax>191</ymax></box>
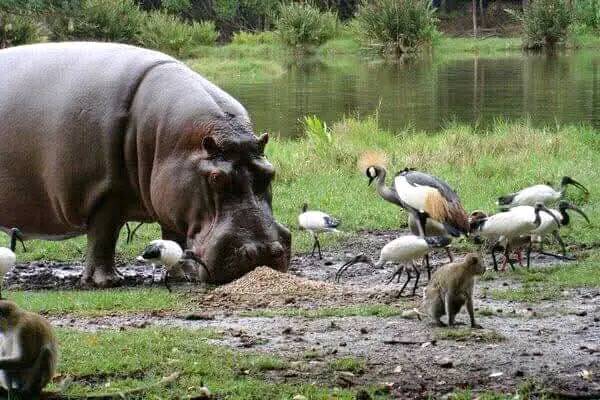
<box><xmin>0</xmin><ymin>42</ymin><xmax>291</xmax><ymax>287</ymax></box>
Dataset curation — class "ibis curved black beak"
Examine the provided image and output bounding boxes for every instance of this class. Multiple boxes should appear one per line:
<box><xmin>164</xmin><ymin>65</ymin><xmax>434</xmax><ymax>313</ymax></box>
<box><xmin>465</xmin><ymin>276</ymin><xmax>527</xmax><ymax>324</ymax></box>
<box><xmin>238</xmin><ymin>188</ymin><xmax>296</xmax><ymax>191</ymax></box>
<box><xmin>566</xmin><ymin>204</ymin><xmax>591</xmax><ymax>224</ymax></box>
<box><xmin>182</xmin><ymin>250</ymin><xmax>213</xmax><ymax>282</ymax></box>
<box><xmin>562</xmin><ymin>176</ymin><xmax>589</xmax><ymax>196</ymax></box>
<box><xmin>9</xmin><ymin>228</ymin><xmax>26</xmax><ymax>253</ymax></box>
<box><xmin>367</xmin><ymin>176</ymin><xmax>375</xmax><ymax>186</ymax></box>
<box><xmin>335</xmin><ymin>254</ymin><xmax>375</xmax><ymax>283</ymax></box>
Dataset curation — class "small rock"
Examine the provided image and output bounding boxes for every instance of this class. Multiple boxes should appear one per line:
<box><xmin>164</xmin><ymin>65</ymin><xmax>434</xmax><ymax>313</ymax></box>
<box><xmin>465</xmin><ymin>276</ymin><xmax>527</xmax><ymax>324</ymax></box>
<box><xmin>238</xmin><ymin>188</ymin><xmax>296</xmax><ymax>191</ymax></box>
<box><xmin>496</xmin><ymin>308</ymin><xmax>503</xmax><ymax>313</ymax></box>
<box><xmin>284</xmin><ymin>297</ymin><xmax>296</xmax><ymax>304</ymax></box>
<box><xmin>489</xmin><ymin>372</ymin><xmax>503</xmax><ymax>378</ymax></box>
<box><xmin>502</xmin><ymin>282</ymin><xmax>509</xmax><ymax>286</ymax></box>
<box><xmin>393</xmin><ymin>365</ymin><xmax>402</xmax><ymax>373</ymax></box>
<box><xmin>282</xmin><ymin>327</ymin><xmax>293</xmax><ymax>335</ymax></box>
<box><xmin>339</xmin><ymin>342</ymin><xmax>347</xmax><ymax>347</ymax></box>
<box><xmin>194</xmin><ymin>386</ymin><xmax>211</xmax><ymax>399</ymax></box>
<box><xmin>328</xmin><ymin>321</ymin><xmax>340</xmax><ymax>330</ymax></box>
<box><xmin>324</xmin><ymin>261</ymin><xmax>333</xmax><ymax>266</ymax></box>
<box><xmin>183</xmin><ymin>312</ymin><xmax>214</xmax><ymax>321</ymax></box>
<box><xmin>594</xmin><ymin>316</ymin><xmax>599</xmax><ymax>322</ymax></box>
<box><xmin>336</xmin><ymin>371</ymin><xmax>356</xmax><ymax>387</ymax></box>
<box><xmin>292</xmin><ymin>395</ymin><xmax>307</xmax><ymax>400</ymax></box>
<box><xmin>532</xmin><ymin>351</ymin><xmax>543</xmax><ymax>356</ymax></box>
<box><xmin>513</xmin><ymin>370</ymin><xmax>525</xmax><ymax>377</ymax></box>
<box><xmin>436</xmin><ymin>358</ymin><xmax>453</xmax><ymax>368</ymax></box>
<box><xmin>360</xmin><ymin>327</ymin><xmax>369</xmax><ymax>334</ymax></box>
<box><xmin>575</xmin><ymin>310</ymin><xmax>588</xmax><ymax>317</ymax></box>
<box><xmin>580</xmin><ymin>369</ymin><xmax>593</xmax><ymax>381</ymax></box>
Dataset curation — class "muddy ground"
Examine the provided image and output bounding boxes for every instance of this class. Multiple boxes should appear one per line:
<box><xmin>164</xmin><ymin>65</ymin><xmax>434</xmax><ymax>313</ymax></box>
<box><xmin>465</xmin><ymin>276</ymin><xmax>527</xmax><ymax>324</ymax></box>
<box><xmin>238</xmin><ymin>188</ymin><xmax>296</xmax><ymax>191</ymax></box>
<box><xmin>8</xmin><ymin>230</ymin><xmax>600</xmax><ymax>399</ymax></box>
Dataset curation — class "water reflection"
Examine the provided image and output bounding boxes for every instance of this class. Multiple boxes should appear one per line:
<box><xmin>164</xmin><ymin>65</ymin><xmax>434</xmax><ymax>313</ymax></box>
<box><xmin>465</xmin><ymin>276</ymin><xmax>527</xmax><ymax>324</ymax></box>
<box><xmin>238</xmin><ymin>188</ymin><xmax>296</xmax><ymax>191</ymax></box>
<box><xmin>221</xmin><ymin>50</ymin><xmax>600</xmax><ymax>137</ymax></box>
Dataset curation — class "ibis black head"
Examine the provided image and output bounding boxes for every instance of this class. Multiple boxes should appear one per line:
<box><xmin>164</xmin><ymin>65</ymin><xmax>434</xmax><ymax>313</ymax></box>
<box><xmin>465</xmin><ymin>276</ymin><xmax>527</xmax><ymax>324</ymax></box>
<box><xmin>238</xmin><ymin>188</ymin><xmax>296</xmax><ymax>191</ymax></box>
<box><xmin>301</xmin><ymin>203</ymin><xmax>308</xmax><ymax>213</ymax></box>
<box><xmin>560</xmin><ymin>176</ymin><xmax>589</xmax><ymax>195</ymax></box>
<box><xmin>558</xmin><ymin>201</ymin><xmax>590</xmax><ymax>225</ymax></box>
<box><xmin>141</xmin><ymin>243</ymin><xmax>161</xmax><ymax>261</ymax></box>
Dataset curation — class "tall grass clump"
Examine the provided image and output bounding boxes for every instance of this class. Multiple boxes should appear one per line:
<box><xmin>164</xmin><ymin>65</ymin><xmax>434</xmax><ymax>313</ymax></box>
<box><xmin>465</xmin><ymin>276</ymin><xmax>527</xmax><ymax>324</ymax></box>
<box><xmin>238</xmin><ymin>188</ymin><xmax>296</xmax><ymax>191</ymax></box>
<box><xmin>50</xmin><ymin>0</ymin><xmax>143</xmax><ymax>42</ymax></box>
<box><xmin>521</xmin><ymin>0</ymin><xmax>572</xmax><ymax>49</ymax></box>
<box><xmin>353</xmin><ymin>0</ymin><xmax>438</xmax><ymax>56</ymax></box>
<box><xmin>0</xmin><ymin>12</ymin><xmax>41</xmax><ymax>48</ymax></box>
<box><xmin>276</xmin><ymin>2</ymin><xmax>338</xmax><ymax>50</ymax></box>
<box><xmin>137</xmin><ymin>13</ymin><xmax>218</xmax><ymax>57</ymax></box>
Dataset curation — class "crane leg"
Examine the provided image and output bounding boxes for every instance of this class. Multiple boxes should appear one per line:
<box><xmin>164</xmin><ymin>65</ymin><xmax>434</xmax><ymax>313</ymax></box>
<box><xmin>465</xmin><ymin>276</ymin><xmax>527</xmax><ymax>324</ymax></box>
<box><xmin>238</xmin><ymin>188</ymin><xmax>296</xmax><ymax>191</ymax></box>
<box><xmin>424</xmin><ymin>254</ymin><xmax>431</xmax><ymax>280</ymax></box>
<box><xmin>411</xmin><ymin>263</ymin><xmax>420</xmax><ymax>297</ymax></box>
<box><xmin>399</xmin><ymin>269</ymin><xmax>412</xmax><ymax>296</ymax></box>
<box><xmin>387</xmin><ymin>265</ymin><xmax>404</xmax><ymax>285</ymax></box>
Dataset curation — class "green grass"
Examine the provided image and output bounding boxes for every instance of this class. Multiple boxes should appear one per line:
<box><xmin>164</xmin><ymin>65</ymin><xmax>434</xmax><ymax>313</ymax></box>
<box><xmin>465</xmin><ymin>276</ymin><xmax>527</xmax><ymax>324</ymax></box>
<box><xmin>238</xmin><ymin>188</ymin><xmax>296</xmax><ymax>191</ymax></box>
<box><xmin>8</xmin><ymin>118</ymin><xmax>600</xmax><ymax>260</ymax></box>
<box><xmin>435</xmin><ymin>327</ymin><xmax>506</xmax><ymax>343</ymax></box>
<box><xmin>8</xmin><ymin>288</ymin><xmax>186</xmax><ymax>316</ymax></box>
<box><xmin>490</xmin><ymin>254</ymin><xmax>600</xmax><ymax>302</ymax></box>
<box><xmin>53</xmin><ymin>328</ymin><xmax>376</xmax><ymax>398</ymax></box>
<box><xmin>240</xmin><ymin>304</ymin><xmax>403</xmax><ymax>318</ymax></box>
<box><xmin>328</xmin><ymin>357</ymin><xmax>366</xmax><ymax>374</ymax></box>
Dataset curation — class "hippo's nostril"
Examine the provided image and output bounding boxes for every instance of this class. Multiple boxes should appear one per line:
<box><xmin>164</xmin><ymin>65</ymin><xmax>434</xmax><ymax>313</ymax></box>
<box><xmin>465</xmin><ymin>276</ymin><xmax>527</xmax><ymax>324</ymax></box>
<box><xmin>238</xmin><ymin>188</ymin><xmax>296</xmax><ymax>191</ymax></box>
<box><xmin>269</xmin><ymin>241</ymin><xmax>284</xmax><ymax>258</ymax></box>
<box><xmin>240</xmin><ymin>244</ymin><xmax>258</xmax><ymax>263</ymax></box>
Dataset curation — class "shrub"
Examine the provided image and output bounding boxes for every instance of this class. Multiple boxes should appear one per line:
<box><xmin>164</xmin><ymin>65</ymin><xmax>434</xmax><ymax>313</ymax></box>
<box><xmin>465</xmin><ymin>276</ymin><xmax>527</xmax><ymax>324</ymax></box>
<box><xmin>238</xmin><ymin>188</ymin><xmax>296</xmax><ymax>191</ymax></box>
<box><xmin>276</xmin><ymin>2</ymin><xmax>338</xmax><ymax>49</ymax></box>
<box><xmin>49</xmin><ymin>0</ymin><xmax>143</xmax><ymax>42</ymax></box>
<box><xmin>0</xmin><ymin>12</ymin><xmax>41</xmax><ymax>48</ymax></box>
<box><xmin>522</xmin><ymin>0</ymin><xmax>572</xmax><ymax>48</ymax></box>
<box><xmin>137</xmin><ymin>12</ymin><xmax>217</xmax><ymax>57</ymax></box>
<box><xmin>573</xmin><ymin>0</ymin><xmax>600</xmax><ymax>31</ymax></box>
<box><xmin>353</xmin><ymin>0</ymin><xmax>438</xmax><ymax>56</ymax></box>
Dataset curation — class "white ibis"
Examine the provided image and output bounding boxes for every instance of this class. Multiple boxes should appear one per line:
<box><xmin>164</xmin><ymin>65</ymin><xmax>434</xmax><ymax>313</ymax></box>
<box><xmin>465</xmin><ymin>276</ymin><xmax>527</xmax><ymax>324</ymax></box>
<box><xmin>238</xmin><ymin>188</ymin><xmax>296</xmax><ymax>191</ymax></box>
<box><xmin>298</xmin><ymin>203</ymin><xmax>340</xmax><ymax>259</ymax></box>
<box><xmin>469</xmin><ymin>203</ymin><xmax>561</xmax><ymax>271</ymax></box>
<box><xmin>366</xmin><ymin>166</ymin><xmax>469</xmax><ymax>237</ymax></box>
<box><xmin>527</xmin><ymin>200</ymin><xmax>590</xmax><ymax>265</ymax></box>
<box><xmin>0</xmin><ymin>248</ymin><xmax>15</xmax><ymax>300</ymax></box>
<box><xmin>138</xmin><ymin>240</ymin><xmax>189</xmax><ymax>292</ymax></box>
<box><xmin>498</xmin><ymin>176</ymin><xmax>589</xmax><ymax>208</ymax></box>
<box><xmin>335</xmin><ymin>210</ymin><xmax>451</xmax><ymax>296</ymax></box>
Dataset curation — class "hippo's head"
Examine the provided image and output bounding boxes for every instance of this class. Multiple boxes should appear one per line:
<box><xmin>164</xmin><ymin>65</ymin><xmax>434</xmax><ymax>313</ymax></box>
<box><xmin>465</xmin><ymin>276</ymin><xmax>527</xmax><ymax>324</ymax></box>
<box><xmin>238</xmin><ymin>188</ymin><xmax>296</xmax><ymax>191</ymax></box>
<box><xmin>149</xmin><ymin>118</ymin><xmax>291</xmax><ymax>284</ymax></box>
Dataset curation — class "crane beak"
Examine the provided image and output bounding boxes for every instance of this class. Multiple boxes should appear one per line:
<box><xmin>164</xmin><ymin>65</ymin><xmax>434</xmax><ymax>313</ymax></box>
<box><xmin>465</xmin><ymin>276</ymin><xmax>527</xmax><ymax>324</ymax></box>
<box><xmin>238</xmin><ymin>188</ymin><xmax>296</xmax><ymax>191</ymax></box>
<box><xmin>539</xmin><ymin>205</ymin><xmax>562</xmax><ymax>227</ymax></box>
<box><xmin>566</xmin><ymin>204</ymin><xmax>591</xmax><ymax>224</ymax></box>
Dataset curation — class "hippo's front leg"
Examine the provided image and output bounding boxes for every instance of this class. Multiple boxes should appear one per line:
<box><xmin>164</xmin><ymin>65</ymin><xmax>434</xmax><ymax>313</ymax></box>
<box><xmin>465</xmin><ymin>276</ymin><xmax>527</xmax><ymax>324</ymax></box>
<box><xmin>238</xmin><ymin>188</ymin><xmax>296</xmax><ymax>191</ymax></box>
<box><xmin>81</xmin><ymin>199</ymin><xmax>125</xmax><ymax>288</ymax></box>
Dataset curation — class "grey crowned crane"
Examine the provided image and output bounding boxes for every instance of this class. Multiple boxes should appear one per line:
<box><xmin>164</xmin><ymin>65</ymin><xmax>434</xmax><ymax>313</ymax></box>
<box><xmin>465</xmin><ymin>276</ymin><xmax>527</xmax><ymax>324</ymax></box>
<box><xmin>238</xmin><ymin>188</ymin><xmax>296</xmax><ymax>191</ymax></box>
<box><xmin>469</xmin><ymin>203</ymin><xmax>561</xmax><ymax>271</ymax></box>
<box><xmin>527</xmin><ymin>200</ymin><xmax>590</xmax><ymax>265</ymax></box>
<box><xmin>137</xmin><ymin>239</ymin><xmax>203</xmax><ymax>292</ymax></box>
<box><xmin>335</xmin><ymin>210</ymin><xmax>450</xmax><ymax>296</ymax></box>
<box><xmin>298</xmin><ymin>203</ymin><xmax>340</xmax><ymax>259</ymax></box>
<box><xmin>366</xmin><ymin>166</ymin><xmax>469</xmax><ymax>237</ymax></box>
<box><xmin>498</xmin><ymin>176</ymin><xmax>589</xmax><ymax>208</ymax></box>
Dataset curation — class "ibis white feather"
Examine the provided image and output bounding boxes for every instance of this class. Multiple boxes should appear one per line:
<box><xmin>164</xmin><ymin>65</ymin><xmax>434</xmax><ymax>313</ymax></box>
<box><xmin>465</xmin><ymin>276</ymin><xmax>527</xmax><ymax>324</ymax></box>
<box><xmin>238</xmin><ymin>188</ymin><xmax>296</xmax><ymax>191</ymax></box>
<box><xmin>298</xmin><ymin>204</ymin><xmax>340</xmax><ymax>259</ymax></box>
<box><xmin>0</xmin><ymin>247</ymin><xmax>16</xmax><ymax>299</ymax></box>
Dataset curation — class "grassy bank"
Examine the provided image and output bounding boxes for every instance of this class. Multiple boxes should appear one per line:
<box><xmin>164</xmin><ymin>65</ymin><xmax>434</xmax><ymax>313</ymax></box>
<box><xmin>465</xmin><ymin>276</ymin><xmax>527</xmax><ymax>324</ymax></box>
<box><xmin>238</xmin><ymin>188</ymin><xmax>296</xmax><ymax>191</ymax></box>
<box><xmin>52</xmin><ymin>328</ymin><xmax>378</xmax><ymax>399</ymax></box>
<box><xmin>8</xmin><ymin>119</ymin><xmax>599</xmax><ymax>261</ymax></box>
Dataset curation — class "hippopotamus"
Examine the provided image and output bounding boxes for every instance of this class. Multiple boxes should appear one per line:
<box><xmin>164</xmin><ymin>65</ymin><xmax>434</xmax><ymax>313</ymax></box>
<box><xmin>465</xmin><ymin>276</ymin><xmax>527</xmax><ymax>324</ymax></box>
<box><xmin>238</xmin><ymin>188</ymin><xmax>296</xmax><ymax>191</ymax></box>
<box><xmin>0</xmin><ymin>42</ymin><xmax>291</xmax><ymax>287</ymax></box>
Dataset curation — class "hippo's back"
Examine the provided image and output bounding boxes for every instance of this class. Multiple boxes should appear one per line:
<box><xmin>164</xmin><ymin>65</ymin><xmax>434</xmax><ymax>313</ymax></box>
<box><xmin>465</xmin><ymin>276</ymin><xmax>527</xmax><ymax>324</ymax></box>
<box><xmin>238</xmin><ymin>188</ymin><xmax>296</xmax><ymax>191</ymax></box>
<box><xmin>0</xmin><ymin>42</ymin><xmax>179</xmax><ymax>236</ymax></box>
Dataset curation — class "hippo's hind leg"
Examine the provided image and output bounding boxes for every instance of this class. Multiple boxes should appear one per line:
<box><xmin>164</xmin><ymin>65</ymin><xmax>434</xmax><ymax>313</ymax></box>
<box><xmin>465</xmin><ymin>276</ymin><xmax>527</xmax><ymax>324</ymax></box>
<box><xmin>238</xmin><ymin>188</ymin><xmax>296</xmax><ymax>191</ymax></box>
<box><xmin>81</xmin><ymin>198</ymin><xmax>124</xmax><ymax>288</ymax></box>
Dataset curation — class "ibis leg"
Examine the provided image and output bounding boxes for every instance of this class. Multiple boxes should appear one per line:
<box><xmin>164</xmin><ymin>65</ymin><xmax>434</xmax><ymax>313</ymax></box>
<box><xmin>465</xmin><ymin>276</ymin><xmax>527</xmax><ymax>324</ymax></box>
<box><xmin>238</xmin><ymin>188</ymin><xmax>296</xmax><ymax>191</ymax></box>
<box><xmin>387</xmin><ymin>265</ymin><xmax>404</xmax><ymax>285</ymax></box>
<box><xmin>411</xmin><ymin>263</ymin><xmax>420</xmax><ymax>296</ymax></box>
<box><xmin>316</xmin><ymin>237</ymin><xmax>322</xmax><ymax>260</ymax></box>
<box><xmin>503</xmin><ymin>245</ymin><xmax>516</xmax><ymax>271</ymax></box>
<box><xmin>553</xmin><ymin>231</ymin><xmax>568</xmax><ymax>258</ymax></box>
<box><xmin>164</xmin><ymin>270</ymin><xmax>172</xmax><ymax>293</ymax></box>
<box><xmin>445</xmin><ymin>247</ymin><xmax>454</xmax><ymax>263</ymax></box>
<box><xmin>526</xmin><ymin>242</ymin><xmax>532</xmax><ymax>268</ymax></box>
<box><xmin>424</xmin><ymin>254</ymin><xmax>431</xmax><ymax>280</ymax></box>
<box><xmin>310</xmin><ymin>235</ymin><xmax>318</xmax><ymax>257</ymax></box>
<box><xmin>335</xmin><ymin>263</ymin><xmax>352</xmax><ymax>283</ymax></box>
<box><xmin>125</xmin><ymin>223</ymin><xmax>132</xmax><ymax>244</ymax></box>
<box><xmin>399</xmin><ymin>268</ymin><xmax>412</xmax><ymax>296</ymax></box>
<box><xmin>491</xmin><ymin>243</ymin><xmax>499</xmax><ymax>271</ymax></box>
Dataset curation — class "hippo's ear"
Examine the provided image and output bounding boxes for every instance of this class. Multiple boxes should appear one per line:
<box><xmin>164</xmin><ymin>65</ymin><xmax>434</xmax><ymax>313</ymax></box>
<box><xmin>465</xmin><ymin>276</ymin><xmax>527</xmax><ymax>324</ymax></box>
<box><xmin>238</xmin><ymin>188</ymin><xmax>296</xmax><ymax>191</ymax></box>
<box><xmin>202</xmin><ymin>136</ymin><xmax>219</xmax><ymax>157</ymax></box>
<box><xmin>257</xmin><ymin>132</ymin><xmax>269</xmax><ymax>154</ymax></box>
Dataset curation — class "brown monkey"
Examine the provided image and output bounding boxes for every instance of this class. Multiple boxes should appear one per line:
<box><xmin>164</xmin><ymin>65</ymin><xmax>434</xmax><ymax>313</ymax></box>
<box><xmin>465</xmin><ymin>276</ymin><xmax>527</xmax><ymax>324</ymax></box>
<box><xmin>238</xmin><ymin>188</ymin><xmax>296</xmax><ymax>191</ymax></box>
<box><xmin>0</xmin><ymin>300</ymin><xmax>58</xmax><ymax>398</ymax></box>
<box><xmin>423</xmin><ymin>253</ymin><xmax>486</xmax><ymax>328</ymax></box>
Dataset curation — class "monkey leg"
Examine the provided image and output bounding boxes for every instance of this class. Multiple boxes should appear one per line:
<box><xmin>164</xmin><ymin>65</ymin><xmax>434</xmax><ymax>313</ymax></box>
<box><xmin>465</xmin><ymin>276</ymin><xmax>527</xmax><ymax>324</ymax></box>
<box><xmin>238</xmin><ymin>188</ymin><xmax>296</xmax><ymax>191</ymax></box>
<box><xmin>21</xmin><ymin>344</ymin><xmax>55</xmax><ymax>397</ymax></box>
<box><xmin>445</xmin><ymin>291</ymin><xmax>465</xmax><ymax>327</ymax></box>
<box><xmin>466</xmin><ymin>296</ymin><xmax>482</xmax><ymax>329</ymax></box>
<box><xmin>81</xmin><ymin>199</ymin><xmax>124</xmax><ymax>288</ymax></box>
<box><xmin>387</xmin><ymin>265</ymin><xmax>404</xmax><ymax>285</ymax></box>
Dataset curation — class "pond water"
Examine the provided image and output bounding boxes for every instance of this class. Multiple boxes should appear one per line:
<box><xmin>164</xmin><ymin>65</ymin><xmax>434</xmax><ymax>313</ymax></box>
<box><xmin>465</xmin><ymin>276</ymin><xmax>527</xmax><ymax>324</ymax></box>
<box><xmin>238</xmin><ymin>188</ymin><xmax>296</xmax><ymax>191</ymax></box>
<box><xmin>222</xmin><ymin>50</ymin><xmax>600</xmax><ymax>137</ymax></box>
